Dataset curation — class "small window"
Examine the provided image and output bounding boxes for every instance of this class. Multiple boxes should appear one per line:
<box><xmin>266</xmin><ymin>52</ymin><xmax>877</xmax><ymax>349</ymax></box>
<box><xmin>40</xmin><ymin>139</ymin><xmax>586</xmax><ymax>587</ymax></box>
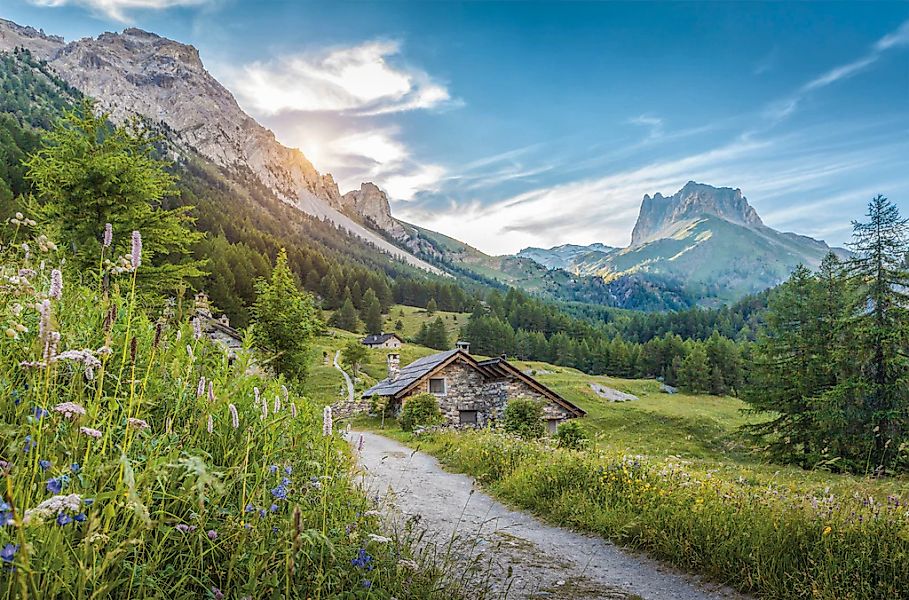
<box><xmin>459</xmin><ymin>410</ymin><xmax>478</xmax><ymax>426</ymax></box>
<box><xmin>428</xmin><ymin>377</ymin><xmax>446</xmax><ymax>395</ymax></box>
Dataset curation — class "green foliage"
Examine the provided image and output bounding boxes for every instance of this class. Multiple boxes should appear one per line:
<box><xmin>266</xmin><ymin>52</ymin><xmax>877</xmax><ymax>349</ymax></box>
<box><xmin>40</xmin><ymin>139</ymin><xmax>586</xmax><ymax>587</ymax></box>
<box><xmin>330</xmin><ymin>297</ymin><xmax>360</xmax><ymax>332</ymax></box>
<box><xmin>361</xmin><ymin>288</ymin><xmax>384</xmax><ymax>334</ymax></box>
<box><xmin>678</xmin><ymin>345</ymin><xmax>710</xmax><ymax>394</ymax></box>
<box><xmin>415</xmin><ymin>316</ymin><xmax>449</xmax><ymax>350</ymax></box>
<box><xmin>554</xmin><ymin>420</ymin><xmax>589</xmax><ymax>450</ymax></box>
<box><xmin>426</xmin><ymin>297</ymin><xmax>437</xmax><ymax>315</ymax></box>
<box><xmin>341</xmin><ymin>339</ymin><xmax>368</xmax><ymax>376</ymax></box>
<box><xmin>503</xmin><ymin>397</ymin><xmax>545</xmax><ymax>439</ymax></box>
<box><xmin>251</xmin><ymin>249</ymin><xmax>321</xmax><ymax>384</ymax></box>
<box><xmin>746</xmin><ymin>195</ymin><xmax>909</xmax><ymax>473</ymax></box>
<box><xmin>0</xmin><ymin>225</ymin><xmax>456</xmax><ymax>598</ymax></box>
<box><xmin>399</xmin><ymin>393</ymin><xmax>443</xmax><ymax>432</ymax></box>
<box><xmin>410</xmin><ymin>430</ymin><xmax>909</xmax><ymax>600</ymax></box>
<box><xmin>394</xmin><ymin>319</ymin><xmax>404</xmax><ymax>331</ymax></box>
<box><xmin>25</xmin><ymin>100</ymin><xmax>205</xmax><ymax>294</ymax></box>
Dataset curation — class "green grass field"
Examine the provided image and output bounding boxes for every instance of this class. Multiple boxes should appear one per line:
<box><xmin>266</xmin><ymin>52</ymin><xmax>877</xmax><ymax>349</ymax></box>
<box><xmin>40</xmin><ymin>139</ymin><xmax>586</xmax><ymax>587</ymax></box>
<box><xmin>383</xmin><ymin>304</ymin><xmax>469</xmax><ymax>340</ymax></box>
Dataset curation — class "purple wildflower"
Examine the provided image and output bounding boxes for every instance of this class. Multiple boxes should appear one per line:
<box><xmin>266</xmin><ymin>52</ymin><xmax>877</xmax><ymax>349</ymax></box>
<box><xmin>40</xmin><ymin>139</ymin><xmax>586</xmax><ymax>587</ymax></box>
<box><xmin>290</xmin><ymin>402</ymin><xmax>297</xmax><ymax>419</ymax></box>
<box><xmin>208</xmin><ymin>380</ymin><xmax>215</xmax><ymax>403</ymax></box>
<box><xmin>130</xmin><ymin>230</ymin><xmax>142</xmax><ymax>269</ymax></box>
<box><xmin>284</xmin><ymin>465</ymin><xmax>292</xmax><ymax>475</ymax></box>
<box><xmin>192</xmin><ymin>317</ymin><xmax>202</xmax><ymax>340</ymax></box>
<box><xmin>269</xmin><ymin>504</ymin><xmax>278</xmax><ymax>513</ymax></box>
<box><xmin>228</xmin><ymin>404</ymin><xmax>239</xmax><ymax>429</ymax></box>
<box><xmin>322</xmin><ymin>405</ymin><xmax>332</xmax><ymax>436</ymax></box>
<box><xmin>39</xmin><ymin>459</ymin><xmax>51</xmax><ymax>471</ymax></box>
<box><xmin>351</xmin><ymin>548</ymin><xmax>373</xmax><ymax>570</ymax></box>
<box><xmin>361</xmin><ymin>579</ymin><xmax>372</xmax><ymax>589</ymax></box>
<box><xmin>270</xmin><ymin>484</ymin><xmax>287</xmax><ymax>500</ymax></box>
<box><xmin>56</xmin><ymin>513</ymin><xmax>72</xmax><ymax>526</ymax></box>
<box><xmin>0</xmin><ymin>543</ymin><xmax>18</xmax><ymax>563</ymax></box>
<box><xmin>244</xmin><ymin>503</ymin><xmax>254</xmax><ymax>513</ymax></box>
<box><xmin>0</xmin><ymin>512</ymin><xmax>14</xmax><ymax>527</ymax></box>
<box><xmin>46</xmin><ymin>476</ymin><xmax>65</xmax><ymax>494</ymax></box>
<box><xmin>32</xmin><ymin>407</ymin><xmax>48</xmax><ymax>420</ymax></box>
<box><xmin>212</xmin><ymin>587</ymin><xmax>224</xmax><ymax>600</ymax></box>
<box><xmin>48</xmin><ymin>269</ymin><xmax>62</xmax><ymax>300</ymax></box>
<box><xmin>273</xmin><ymin>396</ymin><xmax>281</xmax><ymax>414</ymax></box>
<box><xmin>79</xmin><ymin>427</ymin><xmax>102</xmax><ymax>439</ymax></box>
<box><xmin>207</xmin><ymin>415</ymin><xmax>213</xmax><ymax>434</ymax></box>
<box><xmin>207</xmin><ymin>529</ymin><xmax>218</xmax><ymax>540</ymax></box>
<box><xmin>196</xmin><ymin>376</ymin><xmax>206</xmax><ymax>398</ymax></box>
<box><xmin>103</xmin><ymin>223</ymin><xmax>112</xmax><ymax>248</ymax></box>
<box><xmin>175</xmin><ymin>524</ymin><xmax>195</xmax><ymax>533</ymax></box>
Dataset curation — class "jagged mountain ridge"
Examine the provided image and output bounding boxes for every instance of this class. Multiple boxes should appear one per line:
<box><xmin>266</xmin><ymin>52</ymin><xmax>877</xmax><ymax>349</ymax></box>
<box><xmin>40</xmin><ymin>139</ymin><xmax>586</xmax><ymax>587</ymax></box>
<box><xmin>517</xmin><ymin>182</ymin><xmax>844</xmax><ymax>304</ymax></box>
<box><xmin>0</xmin><ymin>18</ymin><xmax>439</xmax><ymax>273</ymax></box>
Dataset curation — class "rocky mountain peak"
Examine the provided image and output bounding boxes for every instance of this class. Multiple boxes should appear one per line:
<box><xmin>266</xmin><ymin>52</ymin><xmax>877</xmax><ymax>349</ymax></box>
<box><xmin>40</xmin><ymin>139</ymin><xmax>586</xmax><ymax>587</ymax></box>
<box><xmin>0</xmin><ymin>18</ymin><xmax>65</xmax><ymax>59</ymax></box>
<box><xmin>631</xmin><ymin>181</ymin><xmax>764</xmax><ymax>246</ymax></box>
<box><xmin>340</xmin><ymin>183</ymin><xmax>406</xmax><ymax>240</ymax></box>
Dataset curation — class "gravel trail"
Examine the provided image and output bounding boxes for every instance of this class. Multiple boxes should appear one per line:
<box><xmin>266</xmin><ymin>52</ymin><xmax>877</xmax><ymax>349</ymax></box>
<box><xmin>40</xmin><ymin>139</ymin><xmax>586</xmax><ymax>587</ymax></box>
<box><xmin>351</xmin><ymin>431</ymin><xmax>745</xmax><ymax>600</ymax></box>
<box><xmin>333</xmin><ymin>350</ymin><xmax>354</xmax><ymax>403</ymax></box>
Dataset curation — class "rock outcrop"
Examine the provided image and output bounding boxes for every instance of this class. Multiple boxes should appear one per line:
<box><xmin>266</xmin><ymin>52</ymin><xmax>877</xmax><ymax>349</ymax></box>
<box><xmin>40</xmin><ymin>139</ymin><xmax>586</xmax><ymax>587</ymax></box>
<box><xmin>0</xmin><ymin>19</ymin><xmax>439</xmax><ymax>273</ymax></box>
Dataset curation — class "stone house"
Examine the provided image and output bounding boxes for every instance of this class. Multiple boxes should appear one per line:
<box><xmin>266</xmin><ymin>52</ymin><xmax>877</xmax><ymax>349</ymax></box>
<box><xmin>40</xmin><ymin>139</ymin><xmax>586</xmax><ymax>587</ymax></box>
<box><xmin>362</xmin><ymin>342</ymin><xmax>585</xmax><ymax>430</ymax></box>
<box><xmin>361</xmin><ymin>332</ymin><xmax>404</xmax><ymax>349</ymax></box>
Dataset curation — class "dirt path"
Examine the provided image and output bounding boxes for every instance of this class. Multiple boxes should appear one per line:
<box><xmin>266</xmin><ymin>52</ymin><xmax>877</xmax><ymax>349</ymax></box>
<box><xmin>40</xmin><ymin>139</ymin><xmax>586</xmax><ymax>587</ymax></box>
<box><xmin>350</xmin><ymin>431</ymin><xmax>745</xmax><ymax>600</ymax></box>
<box><xmin>333</xmin><ymin>350</ymin><xmax>354</xmax><ymax>403</ymax></box>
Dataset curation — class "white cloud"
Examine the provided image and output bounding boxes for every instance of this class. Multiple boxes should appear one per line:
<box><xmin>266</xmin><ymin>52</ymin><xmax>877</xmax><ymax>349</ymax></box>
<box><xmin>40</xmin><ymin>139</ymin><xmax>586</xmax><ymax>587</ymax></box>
<box><xmin>224</xmin><ymin>41</ymin><xmax>453</xmax><ymax>117</ymax></box>
<box><xmin>28</xmin><ymin>0</ymin><xmax>210</xmax><ymax>22</ymax></box>
<box><xmin>629</xmin><ymin>114</ymin><xmax>664</xmax><ymax>140</ymax></box>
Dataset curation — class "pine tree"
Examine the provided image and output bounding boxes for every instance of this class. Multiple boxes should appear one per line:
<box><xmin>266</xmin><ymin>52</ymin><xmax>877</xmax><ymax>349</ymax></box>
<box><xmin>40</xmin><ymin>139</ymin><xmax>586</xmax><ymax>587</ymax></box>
<box><xmin>679</xmin><ymin>344</ymin><xmax>710</xmax><ymax>393</ymax></box>
<box><xmin>251</xmin><ymin>249</ymin><xmax>321</xmax><ymax>383</ymax></box>
<box><xmin>330</xmin><ymin>297</ymin><xmax>361</xmax><ymax>332</ymax></box>
<box><xmin>363</xmin><ymin>295</ymin><xmax>384</xmax><ymax>335</ymax></box>
<box><xmin>426</xmin><ymin>297</ymin><xmax>438</xmax><ymax>316</ymax></box>
<box><xmin>424</xmin><ymin>316</ymin><xmax>449</xmax><ymax>350</ymax></box>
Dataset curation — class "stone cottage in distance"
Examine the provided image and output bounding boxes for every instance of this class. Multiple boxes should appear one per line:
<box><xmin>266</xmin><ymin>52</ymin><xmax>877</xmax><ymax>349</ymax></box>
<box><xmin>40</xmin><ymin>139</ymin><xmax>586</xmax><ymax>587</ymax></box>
<box><xmin>362</xmin><ymin>342</ymin><xmax>585</xmax><ymax>430</ymax></box>
<box><xmin>361</xmin><ymin>332</ymin><xmax>404</xmax><ymax>349</ymax></box>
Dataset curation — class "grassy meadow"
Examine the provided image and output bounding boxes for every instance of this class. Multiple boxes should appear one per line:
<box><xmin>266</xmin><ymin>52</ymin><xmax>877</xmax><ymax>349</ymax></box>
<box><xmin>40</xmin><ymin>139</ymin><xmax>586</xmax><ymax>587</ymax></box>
<box><xmin>315</xmin><ymin>320</ymin><xmax>909</xmax><ymax>599</ymax></box>
<box><xmin>0</xmin><ymin>230</ymin><xmax>467</xmax><ymax>598</ymax></box>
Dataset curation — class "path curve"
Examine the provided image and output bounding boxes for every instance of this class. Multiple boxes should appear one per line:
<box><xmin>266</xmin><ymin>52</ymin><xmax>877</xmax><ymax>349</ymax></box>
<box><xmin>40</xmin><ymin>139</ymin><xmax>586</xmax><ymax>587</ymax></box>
<box><xmin>333</xmin><ymin>350</ymin><xmax>354</xmax><ymax>403</ymax></box>
<box><xmin>351</xmin><ymin>431</ymin><xmax>744</xmax><ymax>600</ymax></box>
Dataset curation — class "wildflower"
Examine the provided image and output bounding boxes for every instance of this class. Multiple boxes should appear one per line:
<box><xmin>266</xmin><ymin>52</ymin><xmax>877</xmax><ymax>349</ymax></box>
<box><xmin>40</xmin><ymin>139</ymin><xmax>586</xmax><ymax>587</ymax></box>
<box><xmin>254</xmin><ymin>387</ymin><xmax>260</xmax><ymax>405</ymax></box>
<box><xmin>281</xmin><ymin>384</ymin><xmax>289</xmax><ymax>400</ymax></box>
<box><xmin>22</xmin><ymin>435</ymin><xmax>34</xmax><ymax>453</ymax></box>
<box><xmin>46</xmin><ymin>477</ymin><xmax>65</xmax><ymax>494</ymax></box>
<box><xmin>39</xmin><ymin>459</ymin><xmax>51</xmax><ymax>471</ymax></box>
<box><xmin>290</xmin><ymin>402</ymin><xmax>297</xmax><ymax>418</ymax></box>
<box><xmin>103</xmin><ymin>223</ymin><xmax>112</xmax><ymax>248</ymax></box>
<box><xmin>284</xmin><ymin>465</ymin><xmax>292</xmax><ymax>475</ymax></box>
<box><xmin>56</xmin><ymin>513</ymin><xmax>72</xmax><ymax>526</ymax></box>
<box><xmin>244</xmin><ymin>504</ymin><xmax>254</xmax><ymax>513</ymax></box>
<box><xmin>54</xmin><ymin>349</ymin><xmax>101</xmax><ymax>369</ymax></box>
<box><xmin>44</xmin><ymin>331</ymin><xmax>60</xmax><ymax>362</ymax></box>
<box><xmin>192</xmin><ymin>317</ymin><xmax>202</xmax><ymax>340</ymax></box>
<box><xmin>823</xmin><ymin>526</ymin><xmax>832</xmax><ymax>536</ymax></box>
<box><xmin>367</xmin><ymin>534</ymin><xmax>391</xmax><ymax>544</ymax></box>
<box><xmin>228</xmin><ymin>404</ymin><xmax>239</xmax><ymax>429</ymax></box>
<box><xmin>270</xmin><ymin>484</ymin><xmax>288</xmax><ymax>500</ymax></box>
<box><xmin>351</xmin><ymin>548</ymin><xmax>373</xmax><ymax>570</ymax></box>
<box><xmin>269</xmin><ymin>465</ymin><xmax>278</xmax><ymax>474</ymax></box>
<box><xmin>208</xmin><ymin>380</ymin><xmax>215</xmax><ymax>403</ymax></box>
<box><xmin>207</xmin><ymin>529</ymin><xmax>218</xmax><ymax>540</ymax></box>
<box><xmin>175</xmin><ymin>524</ymin><xmax>196</xmax><ymax>533</ymax></box>
<box><xmin>196</xmin><ymin>376</ymin><xmax>206</xmax><ymax>398</ymax></box>
<box><xmin>260</xmin><ymin>399</ymin><xmax>267</xmax><ymax>421</ymax></box>
<box><xmin>258</xmin><ymin>508</ymin><xmax>266</xmax><ymax>518</ymax></box>
<box><xmin>269</xmin><ymin>504</ymin><xmax>278</xmax><ymax>513</ymax></box>
<box><xmin>38</xmin><ymin>299</ymin><xmax>51</xmax><ymax>340</ymax></box>
<box><xmin>363</xmin><ymin>510</ymin><xmax>382</xmax><ymax>517</ymax></box>
<box><xmin>212</xmin><ymin>587</ymin><xmax>224</xmax><ymax>600</ymax></box>
<box><xmin>73</xmin><ymin>513</ymin><xmax>86</xmax><ymax>522</ymax></box>
<box><xmin>0</xmin><ymin>512</ymin><xmax>14</xmax><ymax>527</ymax></box>
<box><xmin>130</xmin><ymin>231</ymin><xmax>142</xmax><ymax>269</ymax></box>
<box><xmin>397</xmin><ymin>558</ymin><xmax>419</xmax><ymax>570</ymax></box>
<box><xmin>0</xmin><ymin>543</ymin><xmax>18</xmax><ymax>563</ymax></box>
<box><xmin>127</xmin><ymin>418</ymin><xmax>149</xmax><ymax>430</ymax></box>
<box><xmin>273</xmin><ymin>396</ymin><xmax>281</xmax><ymax>414</ymax></box>
<box><xmin>361</xmin><ymin>580</ymin><xmax>372</xmax><ymax>589</ymax></box>
<box><xmin>48</xmin><ymin>269</ymin><xmax>62</xmax><ymax>300</ymax></box>
<box><xmin>79</xmin><ymin>427</ymin><xmax>102</xmax><ymax>439</ymax></box>
<box><xmin>53</xmin><ymin>402</ymin><xmax>86</xmax><ymax>419</ymax></box>
<box><xmin>322</xmin><ymin>406</ymin><xmax>333</xmax><ymax>436</ymax></box>
<box><xmin>207</xmin><ymin>415</ymin><xmax>213</xmax><ymax>434</ymax></box>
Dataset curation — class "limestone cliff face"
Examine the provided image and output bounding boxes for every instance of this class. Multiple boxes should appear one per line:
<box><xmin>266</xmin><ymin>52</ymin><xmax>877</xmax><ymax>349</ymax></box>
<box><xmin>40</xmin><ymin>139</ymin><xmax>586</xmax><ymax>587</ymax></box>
<box><xmin>631</xmin><ymin>181</ymin><xmax>764</xmax><ymax>246</ymax></box>
<box><xmin>340</xmin><ymin>183</ymin><xmax>407</xmax><ymax>239</ymax></box>
<box><xmin>0</xmin><ymin>19</ymin><xmax>439</xmax><ymax>272</ymax></box>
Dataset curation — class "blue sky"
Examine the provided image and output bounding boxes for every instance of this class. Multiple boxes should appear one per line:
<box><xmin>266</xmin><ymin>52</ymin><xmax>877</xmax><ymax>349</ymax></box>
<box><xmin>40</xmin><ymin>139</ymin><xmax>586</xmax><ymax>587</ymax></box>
<box><xmin>4</xmin><ymin>1</ymin><xmax>908</xmax><ymax>254</ymax></box>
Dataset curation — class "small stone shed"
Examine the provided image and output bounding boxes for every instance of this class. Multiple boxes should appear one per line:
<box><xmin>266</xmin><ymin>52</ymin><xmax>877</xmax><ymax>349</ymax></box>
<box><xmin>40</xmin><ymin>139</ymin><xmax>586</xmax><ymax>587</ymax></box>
<box><xmin>361</xmin><ymin>332</ymin><xmax>404</xmax><ymax>349</ymax></box>
<box><xmin>362</xmin><ymin>342</ymin><xmax>585</xmax><ymax>430</ymax></box>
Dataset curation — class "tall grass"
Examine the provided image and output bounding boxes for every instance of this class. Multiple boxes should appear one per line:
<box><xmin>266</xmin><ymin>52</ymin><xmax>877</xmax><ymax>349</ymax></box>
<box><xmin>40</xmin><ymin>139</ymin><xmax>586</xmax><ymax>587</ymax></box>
<box><xmin>408</xmin><ymin>429</ymin><xmax>909</xmax><ymax>600</ymax></box>
<box><xmin>0</xmin><ymin>220</ymin><xmax>457</xmax><ymax>598</ymax></box>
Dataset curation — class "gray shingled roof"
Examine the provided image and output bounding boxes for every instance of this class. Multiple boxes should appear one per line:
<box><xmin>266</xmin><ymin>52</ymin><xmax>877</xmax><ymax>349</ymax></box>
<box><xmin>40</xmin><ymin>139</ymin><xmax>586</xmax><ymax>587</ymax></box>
<box><xmin>362</xmin><ymin>349</ymin><xmax>458</xmax><ymax>398</ymax></box>
<box><xmin>362</xmin><ymin>332</ymin><xmax>402</xmax><ymax>345</ymax></box>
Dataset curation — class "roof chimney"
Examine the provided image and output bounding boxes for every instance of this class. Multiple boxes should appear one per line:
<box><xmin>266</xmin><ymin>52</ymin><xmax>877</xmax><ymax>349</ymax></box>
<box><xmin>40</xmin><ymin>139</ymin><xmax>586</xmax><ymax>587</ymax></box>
<box><xmin>456</xmin><ymin>341</ymin><xmax>470</xmax><ymax>353</ymax></box>
<box><xmin>387</xmin><ymin>353</ymin><xmax>400</xmax><ymax>381</ymax></box>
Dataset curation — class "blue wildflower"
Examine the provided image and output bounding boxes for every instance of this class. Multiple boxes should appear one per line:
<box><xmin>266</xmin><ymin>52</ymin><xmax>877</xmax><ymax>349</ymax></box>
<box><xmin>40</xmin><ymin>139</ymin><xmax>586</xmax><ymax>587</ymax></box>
<box><xmin>281</xmin><ymin>477</ymin><xmax>291</xmax><ymax>486</ymax></box>
<box><xmin>284</xmin><ymin>465</ymin><xmax>292</xmax><ymax>475</ymax></box>
<box><xmin>83</xmin><ymin>498</ymin><xmax>94</xmax><ymax>506</ymax></box>
<box><xmin>73</xmin><ymin>513</ymin><xmax>86</xmax><ymax>522</ymax></box>
<box><xmin>269</xmin><ymin>465</ymin><xmax>278</xmax><ymax>474</ymax></box>
<box><xmin>0</xmin><ymin>544</ymin><xmax>17</xmax><ymax>563</ymax></box>
<box><xmin>258</xmin><ymin>508</ymin><xmax>266</xmax><ymax>518</ymax></box>
<box><xmin>39</xmin><ymin>459</ymin><xmax>51</xmax><ymax>471</ymax></box>
<box><xmin>269</xmin><ymin>504</ymin><xmax>278</xmax><ymax>513</ymax></box>
<box><xmin>11</xmin><ymin>390</ymin><xmax>20</xmax><ymax>406</ymax></box>
<box><xmin>0</xmin><ymin>503</ymin><xmax>10</xmax><ymax>512</ymax></box>
<box><xmin>0</xmin><ymin>512</ymin><xmax>14</xmax><ymax>527</ymax></box>
<box><xmin>22</xmin><ymin>435</ymin><xmax>33</xmax><ymax>452</ymax></box>
<box><xmin>46</xmin><ymin>477</ymin><xmax>64</xmax><ymax>494</ymax></box>
<box><xmin>361</xmin><ymin>579</ymin><xmax>372</xmax><ymax>589</ymax></box>
<box><xmin>56</xmin><ymin>513</ymin><xmax>72</xmax><ymax>526</ymax></box>
<box><xmin>351</xmin><ymin>548</ymin><xmax>373</xmax><ymax>571</ymax></box>
<box><xmin>70</xmin><ymin>463</ymin><xmax>81</xmax><ymax>474</ymax></box>
<box><xmin>270</xmin><ymin>485</ymin><xmax>288</xmax><ymax>500</ymax></box>
<box><xmin>244</xmin><ymin>503</ymin><xmax>254</xmax><ymax>513</ymax></box>
<box><xmin>32</xmin><ymin>407</ymin><xmax>48</xmax><ymax>419</ymax></box>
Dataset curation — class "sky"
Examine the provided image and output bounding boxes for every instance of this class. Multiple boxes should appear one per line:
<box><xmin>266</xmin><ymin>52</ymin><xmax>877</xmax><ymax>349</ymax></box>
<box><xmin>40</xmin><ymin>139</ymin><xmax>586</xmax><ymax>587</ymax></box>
<box><xmin>3</xmin><ymin>1</ymin><xmax>908</xmax><ymax>255</ymax></box>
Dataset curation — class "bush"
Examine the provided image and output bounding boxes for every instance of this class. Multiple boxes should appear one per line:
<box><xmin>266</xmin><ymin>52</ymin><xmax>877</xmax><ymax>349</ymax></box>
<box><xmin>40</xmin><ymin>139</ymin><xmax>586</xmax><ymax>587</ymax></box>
<box><xmin>400</xmin><ymin>393</ymin><xmax>443</xmax><ymax>432</ymax></box>
<box><xmin>503</xmin><ymin>397</ymin><xmax>544</xmax><ymax>439</ymax></box>
<box><xmin>555</xmin><ymin>420</ymin><xmax>589</xmax><ymax>450</ymax></box>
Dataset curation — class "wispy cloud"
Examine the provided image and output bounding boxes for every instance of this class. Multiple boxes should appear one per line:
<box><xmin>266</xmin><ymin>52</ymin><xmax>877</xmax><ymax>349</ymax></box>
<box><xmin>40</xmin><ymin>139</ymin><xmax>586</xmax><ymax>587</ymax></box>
<box><xmin>222</xmin><ymin>41</ymin><xmax>455</xmax><ymax>117</ymax></box>
<box><xmin>629</xmin><ymin>114</ymin><xmax>664</xmax><ymax>140</ymax></box>
<box><xmin>766</xmin><ymin>19</ymin><xmax>909</xmax><ymax>122</ymax></box>
<box><xmin>28</xmin><ymin>0</ymin><xmax>210</xmax><ymax>23</ymax></box>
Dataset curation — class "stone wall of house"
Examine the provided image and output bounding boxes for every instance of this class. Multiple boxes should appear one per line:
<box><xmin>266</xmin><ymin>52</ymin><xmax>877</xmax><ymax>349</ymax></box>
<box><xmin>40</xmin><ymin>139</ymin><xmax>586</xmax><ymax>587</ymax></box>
<box><xmin>399</xmin><ymin>359</ymin><xmax>572</xmax><ymax>427</ymax></box>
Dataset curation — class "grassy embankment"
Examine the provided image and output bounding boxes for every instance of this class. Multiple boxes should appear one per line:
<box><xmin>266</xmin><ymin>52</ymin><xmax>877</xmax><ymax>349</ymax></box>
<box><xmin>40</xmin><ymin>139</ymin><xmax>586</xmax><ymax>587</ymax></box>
<box><xmin>309</xmin><ymin>313</ymin><xmax>909</xmax><ymax>599</ymax></box>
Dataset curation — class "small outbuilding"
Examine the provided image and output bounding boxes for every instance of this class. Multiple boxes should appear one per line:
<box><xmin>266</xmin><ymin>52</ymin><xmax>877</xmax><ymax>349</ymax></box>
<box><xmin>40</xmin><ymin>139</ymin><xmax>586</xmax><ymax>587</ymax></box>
<box><xmin>361</xmin><ymin>332</ymin><xmax>404</xmax><ymax>349</ymax></box>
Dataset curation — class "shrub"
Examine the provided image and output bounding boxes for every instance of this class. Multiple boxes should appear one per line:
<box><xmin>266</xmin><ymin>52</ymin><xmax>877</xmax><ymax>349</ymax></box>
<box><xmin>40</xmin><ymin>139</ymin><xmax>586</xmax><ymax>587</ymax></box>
<box><xmin>400</xmin><ymin>393</ymin><xmax>443</xmax><ymax>432</ymax></box>
<box><xmin>555</xmin><ymin>420</ymin><xmax>589</xmax><ymax>450</ymax></box>
<box><xmin>503</xmin><ymin>397</ymin><xmax>545</xmax><ymax>439</ymax></box>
